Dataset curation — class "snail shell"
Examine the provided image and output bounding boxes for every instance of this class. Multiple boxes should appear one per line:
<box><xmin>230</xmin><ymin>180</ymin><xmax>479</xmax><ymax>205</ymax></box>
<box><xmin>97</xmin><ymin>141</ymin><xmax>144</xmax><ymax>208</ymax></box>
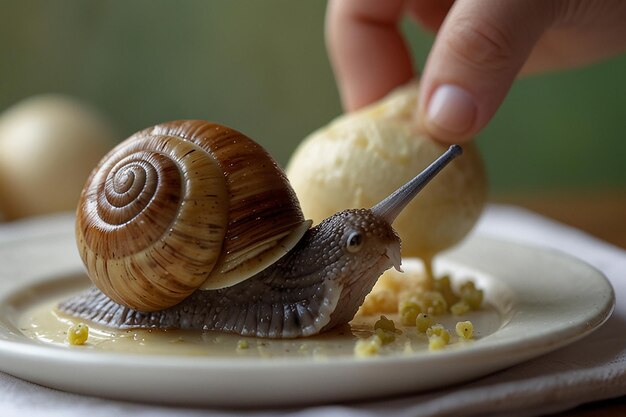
<box><xmin>77</xmin><ymin>120</ymin><xmax>310</xmax><ymax>312</ymax></box>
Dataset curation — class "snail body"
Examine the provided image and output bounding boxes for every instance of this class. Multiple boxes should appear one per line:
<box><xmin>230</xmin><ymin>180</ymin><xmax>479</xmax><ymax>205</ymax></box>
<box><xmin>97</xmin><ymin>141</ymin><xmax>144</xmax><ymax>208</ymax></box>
<box><xmin>62</xmin><ymin>208</ymin><xmax>400</xmax><ymax>337</ymax></box>
<box><xmin>60</xmin><ymin>120</ymin><xmax>461</xmax><ymax>338</ymax></box>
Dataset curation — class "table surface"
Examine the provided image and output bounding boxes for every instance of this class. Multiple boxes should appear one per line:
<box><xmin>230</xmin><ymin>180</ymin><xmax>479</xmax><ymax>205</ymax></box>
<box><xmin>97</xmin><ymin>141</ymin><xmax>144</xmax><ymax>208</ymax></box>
<box><xmin>496</xmin><ymin>191</ymin><xmax>626</xmax><ymax>416</ymax></box>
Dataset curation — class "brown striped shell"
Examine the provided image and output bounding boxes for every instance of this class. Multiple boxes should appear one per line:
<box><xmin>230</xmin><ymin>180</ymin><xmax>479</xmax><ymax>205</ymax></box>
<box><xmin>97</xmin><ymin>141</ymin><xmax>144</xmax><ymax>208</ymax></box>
<box><xmin>76</xmin><ymin>120</ymin><xmax>310</xmax><ymax>312</ymax></box>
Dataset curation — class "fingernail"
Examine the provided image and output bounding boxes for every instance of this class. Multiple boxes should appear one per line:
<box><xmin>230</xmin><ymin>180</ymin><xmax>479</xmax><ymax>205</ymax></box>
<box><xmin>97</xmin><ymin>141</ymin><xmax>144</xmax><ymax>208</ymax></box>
<box><xmin>427</xmin><ymin>84</ymin><xmax>476</xmax><ymax>134</ymax></box>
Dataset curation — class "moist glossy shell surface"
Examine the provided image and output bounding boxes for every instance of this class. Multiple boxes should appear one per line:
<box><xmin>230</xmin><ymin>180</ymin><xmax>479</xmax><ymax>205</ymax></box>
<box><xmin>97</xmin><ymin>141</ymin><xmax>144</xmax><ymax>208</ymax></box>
<box><xmin>77</xmin><ymin>120</ymin><xmax>307</xmax><ymax>311</ymax></box>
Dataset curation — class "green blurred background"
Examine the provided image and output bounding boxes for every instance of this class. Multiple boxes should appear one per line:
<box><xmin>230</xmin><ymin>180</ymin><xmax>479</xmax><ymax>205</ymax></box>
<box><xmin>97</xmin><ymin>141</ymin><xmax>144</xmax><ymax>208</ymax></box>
<box><xmin>1</xmin><ymin>0</ymin><xmax>625</xmax><ymax>194</ymax></box>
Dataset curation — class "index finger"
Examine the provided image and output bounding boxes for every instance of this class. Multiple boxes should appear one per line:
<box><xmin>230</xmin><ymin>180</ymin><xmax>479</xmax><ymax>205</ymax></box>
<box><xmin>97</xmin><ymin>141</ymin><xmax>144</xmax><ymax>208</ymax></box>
<box><xmin>325</xmin><ymin>0</ymin><xmax>415</xmax><ymax>111</ymax></box>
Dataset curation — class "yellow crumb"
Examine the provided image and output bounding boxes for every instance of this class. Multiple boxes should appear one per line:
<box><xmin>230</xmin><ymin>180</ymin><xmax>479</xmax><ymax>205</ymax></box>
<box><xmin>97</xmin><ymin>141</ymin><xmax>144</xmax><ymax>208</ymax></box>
<box><xmin>433</xmin><ymin>275</ymin><xmax>460</xmax><ymax>306</ymax></box>
<box><xmin>428</xmin><ymin>335</ymin><xmax>447</xmax><ymax>350</ymax></box>
<box><xmin>426</xmin><ymin>324</ymin><xmax>450</xmax><ymax>343</ymax></box>
<box><xmin>354</xmin><ymin>335</ymin><xmax>383</xmax><ymax>358</ymax></box>
<box><xmin>358</xmin><ymin>289</ymin><xmax>398</xmax><ymax>315</ymax></box>
<box><xmin>67</xmin><ymin>323</ymin><xmax>89</xmax><ymax>345</ymax></box>
<box><xmin>460</xmin><ymin>281</ymin><xmax>484</xmax><ymax>310</ymax></box>
<box><xmin>450</xmin><ymin>300</ymin><xmax>471</xmax><ymax>316</ymax></box>
<box><xmin>375</xmin><ymin>328</ymin><xmax>396</xmax><ymax>345</ymax></box>
<box><xmin>415</xmin><ymin>313</ymin><xmax>432</xmax><ymax>333</ymax></box>
<box><xmin>399</xmin><ymin>300</ymin><xmax>422</xmax><ymax>326</ymax></box>
<box><xmin>455</xmin><ymin>321</ymin><xmax>474</xmax><ymax>339</ymax></box>
<box><xmin>403</xmin><ymin>291</ymin><xmax>448</xmax><ymax>316</ymax></box>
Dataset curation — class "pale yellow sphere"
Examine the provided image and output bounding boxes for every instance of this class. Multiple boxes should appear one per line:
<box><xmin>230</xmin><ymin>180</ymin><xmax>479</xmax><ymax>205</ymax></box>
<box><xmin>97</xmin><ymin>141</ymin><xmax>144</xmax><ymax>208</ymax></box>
<box><xmin>286</xmin><ymin>83</ymin><xmax>487</xmax><ymax>259</ymax></box>
<box><xmin>0</xmin><ymin>95</ymin><xmax>115</xmax><ymax>220</ymax></box>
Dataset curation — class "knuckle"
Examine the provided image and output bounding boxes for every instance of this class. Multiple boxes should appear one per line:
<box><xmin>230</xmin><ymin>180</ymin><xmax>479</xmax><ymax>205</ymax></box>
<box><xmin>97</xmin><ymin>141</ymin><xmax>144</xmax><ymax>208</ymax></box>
<box><xmin>444</xmin><ymin>19</ymin><xmax>516</xmax><ymax>73</ymax></box>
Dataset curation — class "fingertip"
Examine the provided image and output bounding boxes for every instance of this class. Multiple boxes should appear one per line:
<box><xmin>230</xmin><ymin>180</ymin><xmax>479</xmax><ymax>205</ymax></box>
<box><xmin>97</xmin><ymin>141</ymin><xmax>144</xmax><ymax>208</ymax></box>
<box><xmin>416</xmin><ymin>0</ymin><xmax>554</xmax><ymax>142</ymax></box>
<box><xmin>418</xmin><ymin>84</ymin><xmax>478</xmax><ymax>144</ymax></box>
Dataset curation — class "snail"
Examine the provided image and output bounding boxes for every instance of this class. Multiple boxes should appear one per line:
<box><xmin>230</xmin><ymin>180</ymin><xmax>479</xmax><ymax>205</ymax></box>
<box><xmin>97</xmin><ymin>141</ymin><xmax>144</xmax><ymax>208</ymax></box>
<box><xmin>60</xmin><ymin>120</ymin><xmax>462</xmax><ymax>338</ymax></box>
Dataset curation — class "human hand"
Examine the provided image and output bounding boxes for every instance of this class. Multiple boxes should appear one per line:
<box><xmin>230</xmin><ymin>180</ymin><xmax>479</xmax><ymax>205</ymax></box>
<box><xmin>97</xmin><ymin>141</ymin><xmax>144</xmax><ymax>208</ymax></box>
<box><xmin>326</xmin><ymin>0</ymin><xmax>626</xmax><ymax>143</ymax></box>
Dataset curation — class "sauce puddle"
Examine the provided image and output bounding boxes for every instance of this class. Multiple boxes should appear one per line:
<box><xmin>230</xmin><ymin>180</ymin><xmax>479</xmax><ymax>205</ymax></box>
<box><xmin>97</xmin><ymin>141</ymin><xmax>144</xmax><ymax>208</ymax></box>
<box><xmin>18</xmin><ymin>294</ymin><xmax>500</xmax><ymax>359</ymax></box>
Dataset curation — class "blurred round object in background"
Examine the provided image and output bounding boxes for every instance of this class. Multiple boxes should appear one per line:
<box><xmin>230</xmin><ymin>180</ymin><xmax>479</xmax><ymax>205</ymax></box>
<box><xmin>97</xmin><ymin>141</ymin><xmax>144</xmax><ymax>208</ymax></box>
<box><xmin>0</xmin><ymin>95</ymin><xmax>115</xmax><ymax>221</ymax></box>
<box><xmin>286</xmin><ymin>82</ymin><xmax>487</xmax><ymax>261</ymax></box>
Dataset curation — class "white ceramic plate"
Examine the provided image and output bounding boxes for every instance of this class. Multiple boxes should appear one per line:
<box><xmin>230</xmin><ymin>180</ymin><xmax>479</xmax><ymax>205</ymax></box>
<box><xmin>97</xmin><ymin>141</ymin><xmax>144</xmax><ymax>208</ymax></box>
<box><xmin>0</xmin><ymin>215</ymin><xmax>615</xmax><ymax>407</ymax></box>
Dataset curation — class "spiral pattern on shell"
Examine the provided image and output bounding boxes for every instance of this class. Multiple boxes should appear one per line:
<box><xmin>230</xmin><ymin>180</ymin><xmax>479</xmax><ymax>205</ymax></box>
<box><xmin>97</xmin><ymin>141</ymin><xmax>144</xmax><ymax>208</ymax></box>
<box><xmin>77</xmin><ymin>120</ymin><xmax>307</xmax><ymax>312</ymax></box>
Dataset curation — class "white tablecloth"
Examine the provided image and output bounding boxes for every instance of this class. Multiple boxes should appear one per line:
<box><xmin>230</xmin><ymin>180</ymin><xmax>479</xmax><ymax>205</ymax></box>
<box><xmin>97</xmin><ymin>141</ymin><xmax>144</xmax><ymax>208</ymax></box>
<box><xmin>1</xmin><ymin>205</ymin><xmax>624</xmax><ymax>417</ymax></box>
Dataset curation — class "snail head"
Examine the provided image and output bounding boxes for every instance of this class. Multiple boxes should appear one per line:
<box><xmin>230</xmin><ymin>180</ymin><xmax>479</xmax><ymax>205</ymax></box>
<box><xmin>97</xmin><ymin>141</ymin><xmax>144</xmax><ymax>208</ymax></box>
<box><xmin>311</xmin><ymin>208</ymin><xmax>402</xmax><ymax>278</ymax></box>
<box><xmin>311</xmin><ymin>144</ymin><xmax>463</xmax><ymax>282</ymax></box>
<box><xmin>309</xmin><ymin>145</ymin><xmax>463</xmax><ymax>329</ymax></box>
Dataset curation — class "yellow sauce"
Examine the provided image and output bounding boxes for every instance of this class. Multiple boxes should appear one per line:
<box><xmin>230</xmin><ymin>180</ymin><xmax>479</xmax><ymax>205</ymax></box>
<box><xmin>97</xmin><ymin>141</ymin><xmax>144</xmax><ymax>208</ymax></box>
<box><xmin>17</xmin><ymin>292</ymin><xmax>500</xmax><ymax>359</ymax></box>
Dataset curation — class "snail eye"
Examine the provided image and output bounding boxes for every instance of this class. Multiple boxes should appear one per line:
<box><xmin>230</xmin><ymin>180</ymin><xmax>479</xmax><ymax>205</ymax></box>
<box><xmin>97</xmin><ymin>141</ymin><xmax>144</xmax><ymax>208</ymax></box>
<box><xmin>346</xmin><ymin>231</ymin><xmax>363</xmax><ymax>253</ymax></box>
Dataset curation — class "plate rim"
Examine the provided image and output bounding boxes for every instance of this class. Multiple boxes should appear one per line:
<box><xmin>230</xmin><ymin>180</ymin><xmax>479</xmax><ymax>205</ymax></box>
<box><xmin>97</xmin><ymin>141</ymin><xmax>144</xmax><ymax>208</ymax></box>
<box><xmin>0</xmin><ymin>220</ymin><xmax>616</xmax><ymax>405</ymax></box>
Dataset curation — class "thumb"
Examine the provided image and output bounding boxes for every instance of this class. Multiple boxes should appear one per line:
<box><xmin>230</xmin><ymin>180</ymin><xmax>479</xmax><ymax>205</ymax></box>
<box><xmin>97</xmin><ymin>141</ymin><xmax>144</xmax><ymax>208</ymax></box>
<box><xmin>418</xmin><ymin>0</ymin><xmax>554</xmax><ymax>143</ymax></box>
